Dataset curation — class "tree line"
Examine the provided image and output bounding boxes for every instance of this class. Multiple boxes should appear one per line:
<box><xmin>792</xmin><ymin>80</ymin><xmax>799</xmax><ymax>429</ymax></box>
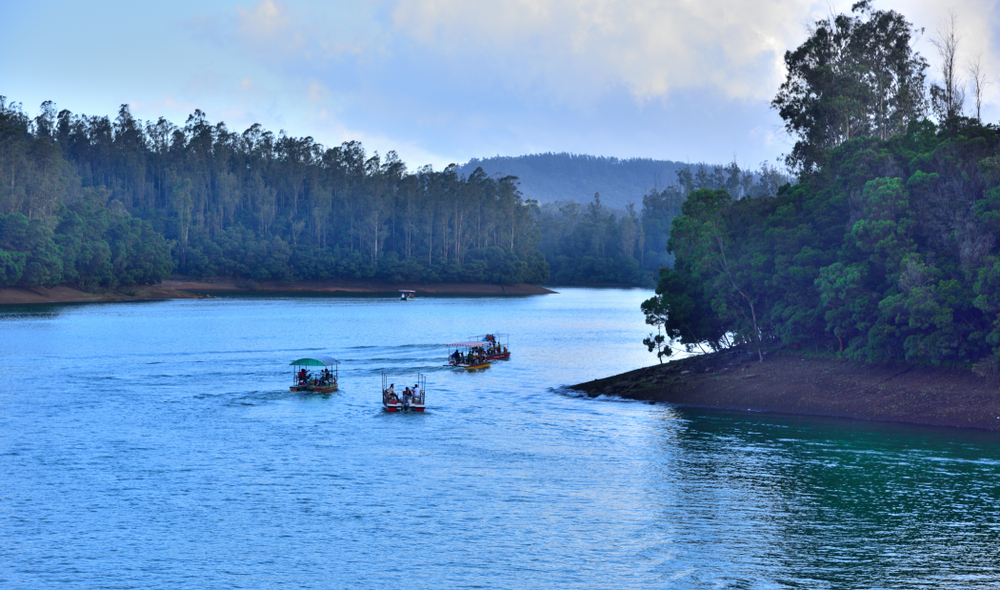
<box><xmin>0</xmin><ymin>92</ymin><xmax>792</xmax><ymax>291</ymax></box>
<box><xmin>0</xmin><ymin>98</ymin><xmax>548</xmax><ymax>289</ymax></box>
<box><xmin>643</xmin><ymin>1</ymin><xmax>1000</xmax><ymax>371</ymax></box>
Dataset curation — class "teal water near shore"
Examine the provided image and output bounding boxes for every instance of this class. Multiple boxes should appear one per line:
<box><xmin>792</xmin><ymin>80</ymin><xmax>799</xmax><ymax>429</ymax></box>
<box><xmin>1</xmin><ymin>289</ymin><xmax>998</xmax><ymax>588</ymax></box>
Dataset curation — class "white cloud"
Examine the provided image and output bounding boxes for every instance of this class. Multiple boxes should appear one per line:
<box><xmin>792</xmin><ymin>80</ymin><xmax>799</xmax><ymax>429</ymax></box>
<box><xmin>167</xmin><ymin>0</ymin><xmax>1000</xmax><ymax>168</ymax></box>
<box><xmin>236</xmin><ymin>0</ymin><xmax>292</xmax><ymax>41</ymax></box>
<box><xmin>307</xmin><ymin>80</ymin><xmax>329</xmax><ymax>102</ymax></box>
<box><xmin>390</xmin><ymin>0</ymin><xmax>817</xmax><ymax>104</ymax></box>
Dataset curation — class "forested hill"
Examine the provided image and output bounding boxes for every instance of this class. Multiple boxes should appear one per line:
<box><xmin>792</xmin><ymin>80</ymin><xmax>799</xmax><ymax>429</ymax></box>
<box><xmin>456</xmin><ymin>153</ymin><xmax>692</xmax><ymax>210</ymax></box>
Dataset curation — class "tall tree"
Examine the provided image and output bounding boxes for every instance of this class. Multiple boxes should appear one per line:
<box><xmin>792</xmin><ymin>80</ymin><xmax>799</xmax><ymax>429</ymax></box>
<box><xmin>772</xmin><ymin>0</ymin><xmax>927</xmax><ymax>172</ymax></box>
<box><xmin>929</xmin><ymin>11</ymin><xmax>965</xmax><ymax>122</ymax></box>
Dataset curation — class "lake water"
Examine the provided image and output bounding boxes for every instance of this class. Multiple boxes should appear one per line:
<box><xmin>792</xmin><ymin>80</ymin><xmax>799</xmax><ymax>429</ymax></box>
<box><xmin>1</xmin><ymin>288</ymin><xmax>998</xmax><ymax>589</ymax></box>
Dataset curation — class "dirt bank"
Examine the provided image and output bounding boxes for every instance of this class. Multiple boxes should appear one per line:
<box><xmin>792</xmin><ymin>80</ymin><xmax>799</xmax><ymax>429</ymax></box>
<box><xmin>0</xmin><ymin>285</ymin><xmax>209</xmax><ymax>305</ymax></box>
<box><xmin>0</xmin><ymin>278</ymin><xmax>555</xmax><ymax>305</ymax></box>
<box><xmin>571</xmin><ymin>349</ymin><xmax>1000</xmax><ymax>431</ymax></box>
<box><xmin>161</xmin><ymin>278</ymin><xmax>555</xmax><ymax>296</ymax></box>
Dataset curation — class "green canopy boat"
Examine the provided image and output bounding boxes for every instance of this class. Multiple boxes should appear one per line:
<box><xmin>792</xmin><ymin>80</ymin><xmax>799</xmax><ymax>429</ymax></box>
<box><xmin>290</xmin><ymin>356</ymin><xmax>340</xmax><ymax>393</ymax></box>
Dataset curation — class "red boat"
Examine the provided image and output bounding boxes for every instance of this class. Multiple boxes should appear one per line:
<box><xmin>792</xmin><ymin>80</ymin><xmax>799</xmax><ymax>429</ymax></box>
<box><xmin>471</xmin><ymin>333</ymin><xmax>510</xmax><ymax>360</ymax></box>
<box><xmin>382</xmin><ymin>372</ymin><xmax>426</xmax><ymax>412</ymax></box>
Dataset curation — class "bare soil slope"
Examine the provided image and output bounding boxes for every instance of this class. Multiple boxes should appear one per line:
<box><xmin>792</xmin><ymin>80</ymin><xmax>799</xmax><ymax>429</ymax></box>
<box><xmin>0</xmin><ymin>285</ymin><xmax>208</xmax><ymax>305</ymax></box>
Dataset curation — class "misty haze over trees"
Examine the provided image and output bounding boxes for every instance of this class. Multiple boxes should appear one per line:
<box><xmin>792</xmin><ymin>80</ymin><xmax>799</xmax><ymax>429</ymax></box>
<box><xmin>643</xmin><ymin>0</ymin><xmax>1000</xmax><ymax>371</ymax></box>
<box><xmin>456</xmin><ymin>153</ymin><xmax>689</xmax><ymax>210</ymax></box>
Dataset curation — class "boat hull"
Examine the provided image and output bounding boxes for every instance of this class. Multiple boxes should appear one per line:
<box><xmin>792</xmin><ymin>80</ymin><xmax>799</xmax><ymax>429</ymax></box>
<box><xmin>383</xmin><ymin>403</ymin><xmax>424</xmax><ymax>412</ymax></box>
<box><xmin>292</xmin><ymin>384</ymin><xmax>338</xmax><ymax>393</ymax></box>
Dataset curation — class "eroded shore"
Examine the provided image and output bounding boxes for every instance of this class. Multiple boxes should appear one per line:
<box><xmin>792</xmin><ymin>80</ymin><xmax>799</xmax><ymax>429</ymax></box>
<box><xmin>0</xmin><ymin>278</ymin><xmax>555</xmax><ymax>305</ymax></box>
<box><xmin>571</xmin><ymin>349</ymin><xmax>1000</xmax><ymax>431</ymax></box>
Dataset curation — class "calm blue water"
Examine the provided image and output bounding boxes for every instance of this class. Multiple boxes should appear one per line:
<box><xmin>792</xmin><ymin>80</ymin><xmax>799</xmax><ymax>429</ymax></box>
<box><xmin>1</xmin><ymin>288</ymin><xmax>998</xmax><ymax>589</ymax></box>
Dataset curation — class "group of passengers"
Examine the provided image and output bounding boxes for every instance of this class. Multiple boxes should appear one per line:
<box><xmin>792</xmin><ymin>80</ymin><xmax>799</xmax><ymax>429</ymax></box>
<box><xmin>383</xmin><ymin>382</ymin><xmax>422</xmax><ymax>407</ymax></box>
<box><xmin>450</xmin><ymin>344</ymin><xmax>507</xmax><ymax>366</ymax></box>
<box><xmin>296</xmin><ymin>367</ymin><xmax>336</xmax><ymax>387</ymax></box>
<box><xmin>451</xmin><ymin>347</ymin><xmax>487</xmax><ymax>365</ymax></box>
<box><xmin>481</xmin><ymin>334</ymin><xmax>507</xmax><ymax>357</ymax></box>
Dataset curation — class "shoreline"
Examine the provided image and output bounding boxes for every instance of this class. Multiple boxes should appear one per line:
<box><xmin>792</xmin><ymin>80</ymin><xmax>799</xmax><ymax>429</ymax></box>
<box><xmin>0</xmin><ymin>278</ymin><xmax>555</xmax><ymax>306</ymax></box>
<box><xmin>160</xmin><ymin>278</ymin><xmax>555</xmax><ymax>296</ymax></box>
<box><xmin>571</xmin><ymin>349</ymin><xmax>1000</xmax><ymax>432</ymax></box>
<box><xmin>0</xmin><ymin>285</ymin><xmax>211</xmax><ymax>305</ymax></box>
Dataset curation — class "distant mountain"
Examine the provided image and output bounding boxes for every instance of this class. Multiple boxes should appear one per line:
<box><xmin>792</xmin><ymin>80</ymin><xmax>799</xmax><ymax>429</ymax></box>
<box><xmin>455</xmin><ymin>153</ymin><xmax>696</xmax><ymax>210</ymax></box>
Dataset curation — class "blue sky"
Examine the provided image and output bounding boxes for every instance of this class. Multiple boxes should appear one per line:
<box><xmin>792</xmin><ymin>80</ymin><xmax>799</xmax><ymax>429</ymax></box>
<box><xmin>3</xmin><ymin>0</ymin><xmax>998</xmax><ymax>172</ymax></box>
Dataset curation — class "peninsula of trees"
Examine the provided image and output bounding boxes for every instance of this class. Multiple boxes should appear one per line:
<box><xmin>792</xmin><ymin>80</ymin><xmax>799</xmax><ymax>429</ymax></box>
<box><xmin>643</xmin><ymin>1</ymin><xmax>1000</xmax><ymax>372</ymax></box>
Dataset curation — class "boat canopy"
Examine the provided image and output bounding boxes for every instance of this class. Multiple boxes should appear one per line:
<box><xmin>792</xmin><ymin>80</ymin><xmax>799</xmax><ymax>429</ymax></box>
<box><xmin>289</xmin><ymin>356</ymin><xmax>340</xmax><ymax>367</ymax></box>
<box><xmin>399</xmin><ymin>290</ymin><xmax>416</xmax><ymax>293</ymax></box>
<box><xmin>447</xmin><ymin>341</ymin><xmax>489</xmax><ymax>348</ymax></box>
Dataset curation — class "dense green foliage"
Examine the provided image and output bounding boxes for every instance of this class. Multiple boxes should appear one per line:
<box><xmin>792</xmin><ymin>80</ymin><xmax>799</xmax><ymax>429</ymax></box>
<box><xmin>645</xmin><ymin>117</ymin><xmax>1000</xmax><ymax>366</ymax></box>
<box><xmin>645</xmin><ymin>2</ymin><xmax>1000</xmax><ymax>369</ymax></box>
<box><xmin>0</xmin><ymin>188</ymin><xmax>172</xmax><ymax>290</ymax></box>
<box><xmin>0</xmin><ymin>98</ymin><xmax>548</xmax><ymax>288</ymax></box>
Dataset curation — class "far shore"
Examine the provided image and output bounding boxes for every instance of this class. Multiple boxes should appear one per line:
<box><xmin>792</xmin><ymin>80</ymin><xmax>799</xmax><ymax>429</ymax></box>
<box><xmin>161</xmin><ymin>278</ymin><xmax>556</xmax><ymax>296</ymax></box>
<box><xmin>571</xmin><ymin>349</ymin><xmax>1000</xmax><ymax>432</ymax></box>
<box><xmin>0</xmin><ymin>278</ymin><xmax>555</xmax><ymax>306</ymax></box>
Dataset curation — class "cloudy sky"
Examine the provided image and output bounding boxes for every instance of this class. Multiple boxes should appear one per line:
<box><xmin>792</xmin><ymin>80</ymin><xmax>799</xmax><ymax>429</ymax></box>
<box><xmin>2</xmin><ymin>0</ymin><xmax>998</xmax><ymax>171</ymax></box>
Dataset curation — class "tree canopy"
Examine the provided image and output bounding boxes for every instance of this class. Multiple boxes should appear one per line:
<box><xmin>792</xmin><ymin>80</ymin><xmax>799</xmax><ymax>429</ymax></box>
<box><xmin>772</xmin><ymin>0</ymin><xmax>928</xmax><ymax>172</ymax></box>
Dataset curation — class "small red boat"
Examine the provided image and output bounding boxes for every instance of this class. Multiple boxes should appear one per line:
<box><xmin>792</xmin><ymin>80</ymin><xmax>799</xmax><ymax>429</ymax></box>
<box><xmin>382</xmin><ymin>372</ymin><xmax>426</xmax><ymax>412</ymax></box>
<box><xmin>472</xmin><ymin>333</ymin><xmax>511</xmax><ymax>361</ymax></box>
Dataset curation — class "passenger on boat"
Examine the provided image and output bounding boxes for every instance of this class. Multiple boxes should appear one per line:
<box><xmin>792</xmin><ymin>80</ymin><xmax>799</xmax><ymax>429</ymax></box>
<box><xmin>298</xmin><ymin>368</ymin><xmax>309</xmax><ymax>382</ymax></box>
<box><xmin>412</xmin><ymin>383</ymin><xmax>420</xmax><ymax>402</ymax></box>
<box><xmin>402</xmin><ymin>388</ymin><xmax>412</xmax><ymax>407</ymax></box>
<box><xmin>452</xmin><ymin>350</ymin><xmax>461</xmax><ymax>363</ymax></box>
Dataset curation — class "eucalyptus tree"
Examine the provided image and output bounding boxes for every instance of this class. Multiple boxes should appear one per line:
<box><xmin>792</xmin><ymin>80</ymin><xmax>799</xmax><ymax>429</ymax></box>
<box><xmin>112</xmin><ymin>105</ymin><xmax>147</xmax><ymax>210</ymax></box>
<box><xmin>772</xmin><ymin>0</ymin><xmax>928</xmax><ymax>172</ymax></box>
<box><xmin>929</xmin><ymin>11</ymin><xmax>965</xmax><ymax>122</ymax></box>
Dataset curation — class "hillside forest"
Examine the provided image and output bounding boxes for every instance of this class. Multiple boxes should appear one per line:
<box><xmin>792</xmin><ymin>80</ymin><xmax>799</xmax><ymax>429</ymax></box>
<box><xmin>0</xmin><ymin>95</ymin><xmax>786</xmax><ymax>291</ymax></box>
<box><xmin>642</xmin><ymin>1</ymin><xmax>1000</xmax><ymax>370</ymax></box>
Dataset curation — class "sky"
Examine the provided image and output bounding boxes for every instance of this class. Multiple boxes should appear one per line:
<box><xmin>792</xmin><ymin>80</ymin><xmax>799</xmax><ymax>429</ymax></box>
<box><xmin>2</xmin><ymin>0</ymin><xmax>999</xmax><ymax>172</ymax></box>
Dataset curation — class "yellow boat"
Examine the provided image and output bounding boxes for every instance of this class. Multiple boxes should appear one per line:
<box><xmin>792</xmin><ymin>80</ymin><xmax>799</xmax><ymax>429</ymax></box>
<box><xmin>446</xmin><ymin>341</ymin><xmax>492</xmax><ymax>370</ymax></box>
